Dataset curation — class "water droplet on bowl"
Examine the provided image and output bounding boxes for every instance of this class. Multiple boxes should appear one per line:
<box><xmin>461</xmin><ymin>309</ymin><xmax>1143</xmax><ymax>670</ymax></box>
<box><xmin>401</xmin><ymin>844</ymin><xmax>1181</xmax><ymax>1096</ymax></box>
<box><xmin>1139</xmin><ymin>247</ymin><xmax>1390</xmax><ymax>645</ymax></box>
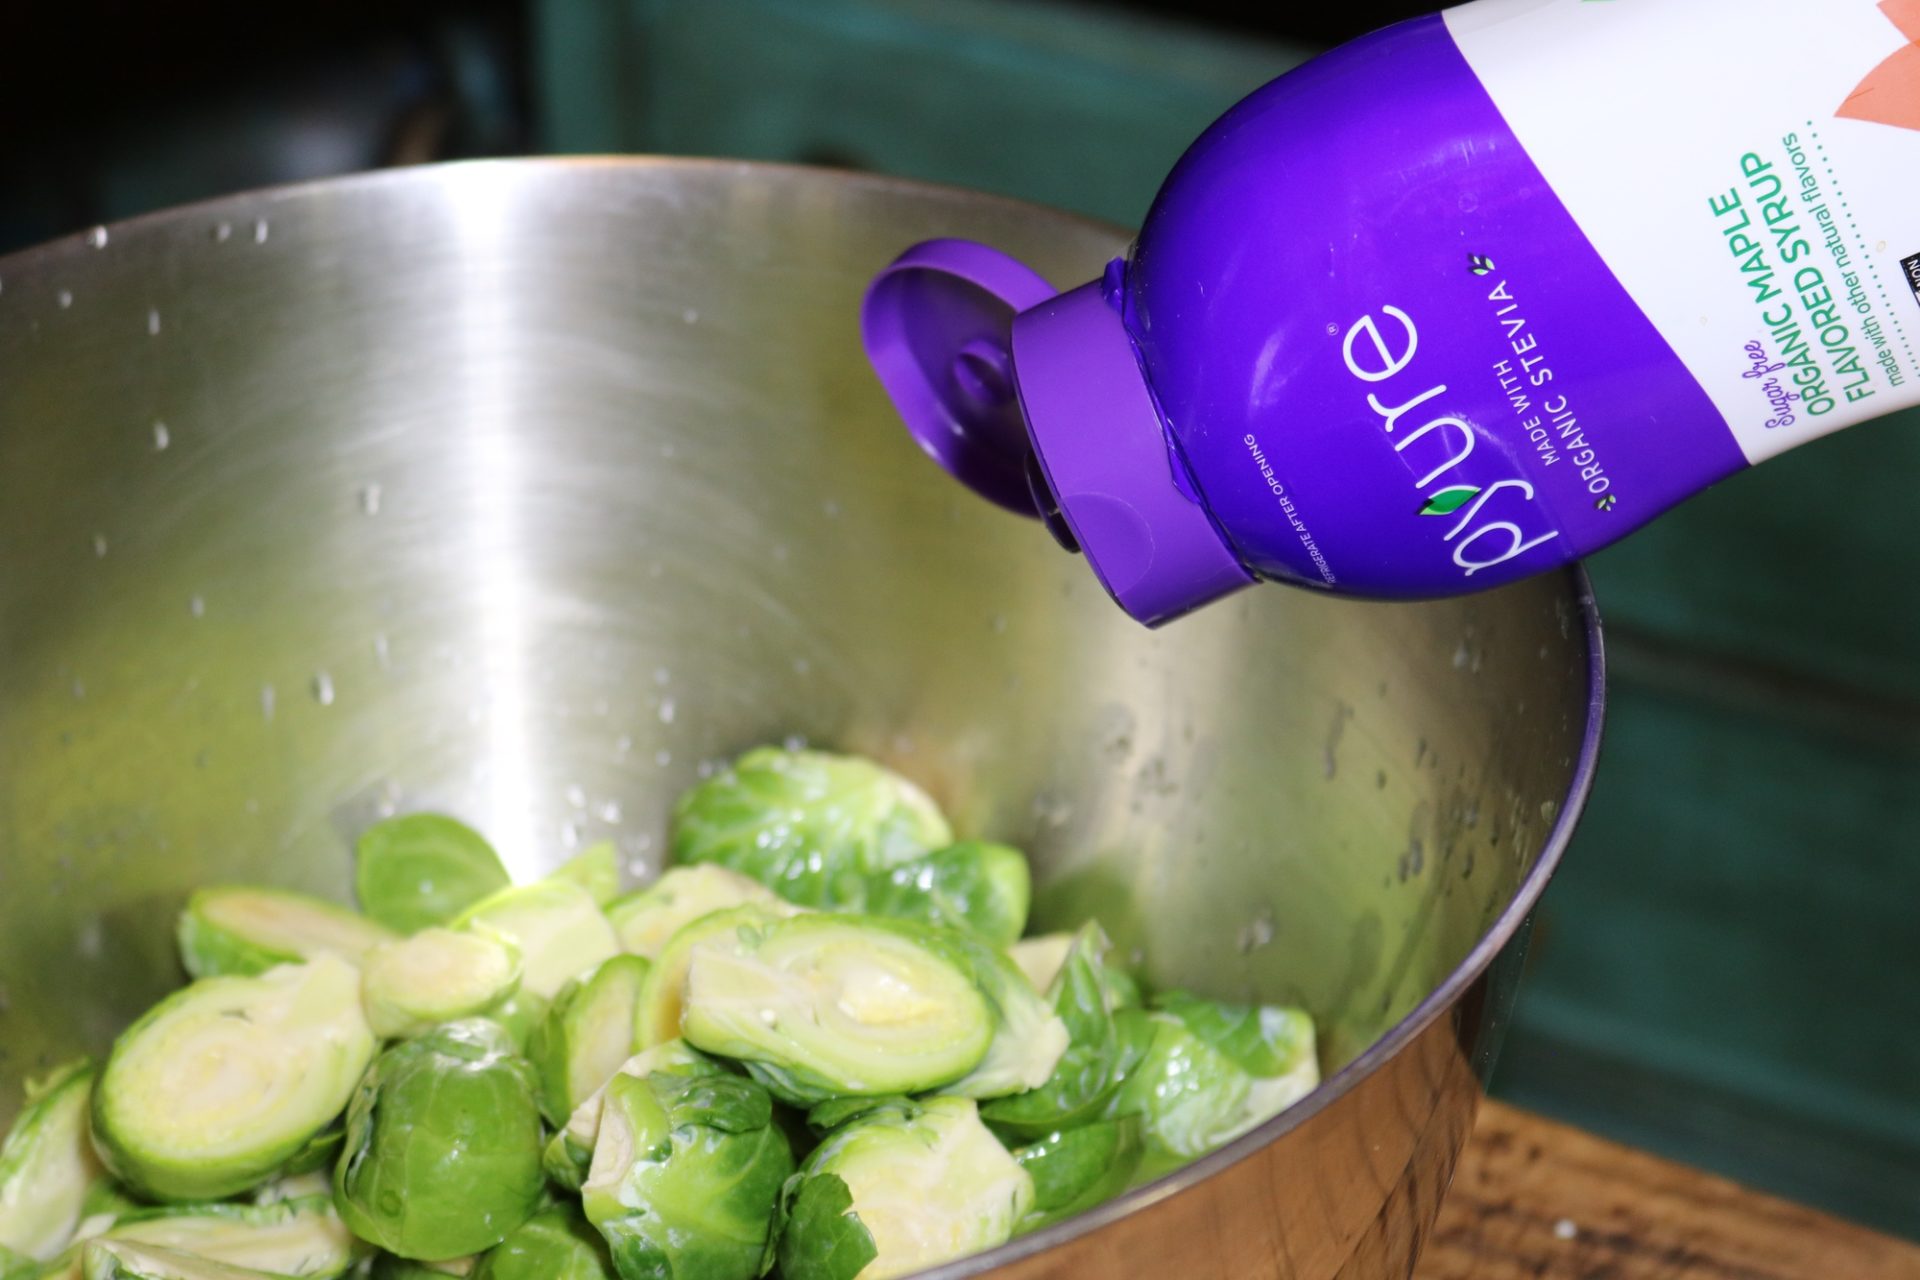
<box><xmin>70</xmin><ymin>678</ymin><xmax>86</xmax><ymax>700</ymax></box>
<box><xmin>146</xmin><ymin>308</ymin><xmax>161</xmax><ymax>336</ymax></box>
<box><xmin>311</xmin><ymin>671</ymin><xmax>335</xmax><ymax>706</ymax></box>
<box><xmin>653</xmin><ymin>666</ymin><xmax>671</xmax><ymax>686</ymax></box>
<box><xmin>152</xmin><ymin>421</ymin><xmax>170</xmax><ymax>450</ymax></box>
<box><xmin>683</xmin><ymin>308</ymin><xmax>699</xmax><ymax>324</ymax></box>
<box><xmin>654</xmin><ymin>749</ymin><xmax>673</xmax><ymax>767</ymax></box>
<box><xmin>261</xmin><ymin>684</ymin><xmax>277</xmax><ymax>721</ymax></box>
<box><xmin>57</xmin><ymin>290</ymin><xmax>72</xmax><ymax>309</ymax></box>
<box><xmin>213</xmin><ymin>221</ymin><xmax>233</xmax><ymax>242</ymax></box>
<box><xmin>253</xmin><ymin>219</ymin><xmax>270</xmax><ymax>244</ymax></box>
<box><xmin>658</xmin><ymin>698</ymin><xmax>676</xmax><ymax>725</ymax></box>
<box><xmin>189</xmin><ymin>595</ymin><xmax>205</xmax><ymax>618</ymax></box>
<box><xmin>565</xmin><ymin>784</ymin><xmax>587</xmax><ymax>808</ymax></box>
<box><xmin>87</xmin><ymin>226</ymin><xmax>108</xmax><ymax>249</ymax></box>
<box><xmin>359</xmin><ymin>483</ymin><xmax>382</xmax><ymax>516</ymax></box>
<box><xmin>372</xmin><ymin>633</ymin><xmax>390</xmax><ymax>669</ymax></box>
<box><xmin>91</xmin><ymin>533</ymin><xmax>107</xmax><ymax>557</ymax></box>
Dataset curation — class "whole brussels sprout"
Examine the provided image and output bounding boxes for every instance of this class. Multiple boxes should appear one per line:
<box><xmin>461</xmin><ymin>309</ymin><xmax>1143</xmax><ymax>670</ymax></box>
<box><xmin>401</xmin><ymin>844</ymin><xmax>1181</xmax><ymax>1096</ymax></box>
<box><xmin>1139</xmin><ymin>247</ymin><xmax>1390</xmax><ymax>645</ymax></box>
<box><xmin>452</xmin><ymin>881</ymin><xmax>620</xmax><ymax>1001</ymax></box>
<box><xmin>773</xmin><ymin>1097</ymin><xmax>1031</xmax><ymax>1280</ymax></box>
<box><xmin>0</xmin><ymin>1059</ymin><xmax>105</xmax><ymax>1260</ymax></box>
<box><xmin>175</xmin><ymin>887</ymin><xmax>396</xmax><ymax>980</ymax></box>
<box><xmin>581</xmin><ymin>1072</ymin><xmax>793</xmax><ymax>1280</ymax></box>
<box><xmin>471</xmin><ymin>1205</ymin><xmax>613</xmax><ymax>1280</ymax></box>
<box><xmin>633</xmin><ymin>903</ymin><xmax>802</xmax><ymax>1050</ymax></box>
<box><xmin>93</xmin><ymin>956</ymin><xmax>376</xmax><ymax>1202</ymax></box>
<box><xmin>1011</xmin><ymin>1118</ymin><xmax>1144</xmax><ymax>1232</ymax></box>
<box><xmin>981</xmin><ymin>924</ymin><xmax>1147</xmax><ymax>1136</ymax></box>
<box><xmin>679</xmin><ymin>913</ymin><xmax>994</xmax><ymax>1105</ymax></box>
<box><xmin>354</xmin><ymin>814</ymin><xmax>510</xmax><ymax>934</ymax></box>
<box><xmin>668</xmin><ymin>748</ymin><xmax>950</xmax><ymax>907</ymax></box>
<box><xmin>528</xmin><ymin>955</ymin><xmax>650</xmax><ymax>1125</ymax></box>
<box><xmin>544</xmin><ymin>1040</ymin><xmax>727</xmax><ymax>1192</ymax></box>
<box><xmin>360</xmin><ymin>928</ymin><xmax>522</xmax><ymax>1040</ymax></box>
<box><xmin>333</xmin><ymin>1020</ymin><xmax>545</xmax><ymax>1260</ymax></box>
<box><xmin>605</xmin><ymin>867</ymin><xmax>784</xmax><ymax>960</ymax></box>
<box><xmin>861</xmin><ymin>842</ymin><xmax>1031</xmax><ymax>947</ymax></box>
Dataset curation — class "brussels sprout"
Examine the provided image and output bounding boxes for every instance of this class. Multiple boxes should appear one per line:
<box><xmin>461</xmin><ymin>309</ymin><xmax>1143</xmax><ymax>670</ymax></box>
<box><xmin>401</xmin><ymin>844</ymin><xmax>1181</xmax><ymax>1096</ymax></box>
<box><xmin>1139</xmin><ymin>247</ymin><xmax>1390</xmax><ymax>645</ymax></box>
<box><xmin>80</xmin><ymin>1179</ymin><xmax>145</xmax><ymax>1227</ymax></box>
<box><xmin>251</xmin><ymin>1170</ymin><xmax>331</xmax><ymax>1205</ymax></box>
<box><xmin>581</xmin><ymin>1072</ymin><xmax>792</xmax><ymax>1280</ymax></box>
<box><xmin>360</xmin><ymin>928</ymin><xmax>522</xmax><ymax>1040</ymax></box>
<box><xmin>543</xmin><ymin>1041</ymin><xmax>727</xmax><ymax>1192</ymax></box>
<box><xmin>79</xmin><ymin>1241</ymin><xmax>280</xmax><ymax>1280</ymax></box>
<box><xmin>0</xmin><ymin>1245</ymin><xmax>33</xmax><ymax>1280</ymax></box>
<box><xmin>939</xmin><ymin>933</ymin><xmax>1070</xmax><ymax>1101</ymax></box>
<box><xmin>471</xmin><ymin>1205</ymin><xmax>613</xmax><ymax>1280</ymax></box>
<box><xmin>633</xmin><ymin>903</ymin><xmax>800</xmax><ymax>1049</ymax></box>
<box><xmin>1007</xmin><ymin>934</ymin><xmax>1074</xmax><ymax>994</ymax></box>
<box><xmin>371</xmin><ymin>1257</ymin><xmax>473</xmax><ymax>1279</ymax></box>
<box><xmin>528</xmin><ymin>955</ymin><xmax>650</xmax><ymax>1125</ymax></box>
<box><xmin>668</xmin><ymin>748</ymin><xmax>950</xmax><ymax>907</ymax></box>
<box><xmin>175</xmin><ymin>888</ymin><xmax>397</xmax><ymax>980</ymax></box>
<box><xmin>1152</xmin><ymin>992</ymin><xmax>1319</xmax><ymax>1087</ymax></box>
<box><xmin>0</xmin><ymin>1059</ymin><xmax>105</xmax><ymax>1260</ymax></box>
<box><xmin>861</xmin><ymin>842</ymin><xmax>1030</xmax><ymax>947</ymax></box>
<box><xmin>1098</xmin><ymin>963</ymin><xmax>1143</xmax><ymax>1012</ymax></box>
<box><xmin>981</xmin><ymin>924</ymin><xmax>1146</xmax><ymax>1135</ymax></box>
<box><xmin>774</xmin><ymin>1097</ymin><xmax>1031</xmax><ymax>1280</ymax></box>
<box><xmin>354</xmin><ymin>814</ymin><xmax>510</xmax><ymax>933</ymax></box>
<box><xmin>1011</xmin><ymin>1118</ymin><xmax>1143</xmax><ymax>1232</ymax></box>
<box><xmin>93</xmin><ymin>956</ymin><xmax>375</xmax><ymax>1202</ymax></box>
<box><xmin>605</xmin><ymin>866</ymin><xmax>783</xmax><ymax>960</ymax></box>
<box><xmin>334</xmin><ymin>1020</ymin><xmax>546</xmax><ymax>1260</ymax></box>
<box><xmin>551</xmin><ymin>843</ymin><xmax>622</xmax><ymax>908</ymax></box>
<box><xmin>453</xmin><ymin>880</ymin><xmax>620</xmax><ymax>1000</ymax></box>
<box><xmin>679</xmin><ymin>913</ymin><xmax>993</xmax><ymax>1104</ymax></box>
<box><xmin>1106</xmin><ymin>1012</ymin><xmax>1266</xmax><ymax>1167</ymax></box>
<box><xmin>91</xmin><ymin>1196</ymin><xmax>358</xmax><ymax>1277</ymax></box>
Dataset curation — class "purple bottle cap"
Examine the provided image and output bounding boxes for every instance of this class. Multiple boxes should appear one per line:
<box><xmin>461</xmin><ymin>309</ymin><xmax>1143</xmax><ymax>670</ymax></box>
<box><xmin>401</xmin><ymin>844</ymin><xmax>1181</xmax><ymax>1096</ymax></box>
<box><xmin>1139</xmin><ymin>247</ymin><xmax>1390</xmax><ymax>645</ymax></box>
<box><xmin>862</xmin><ymin>239</ymin><xmax>1252</xmax><ymax>627</ymax></box>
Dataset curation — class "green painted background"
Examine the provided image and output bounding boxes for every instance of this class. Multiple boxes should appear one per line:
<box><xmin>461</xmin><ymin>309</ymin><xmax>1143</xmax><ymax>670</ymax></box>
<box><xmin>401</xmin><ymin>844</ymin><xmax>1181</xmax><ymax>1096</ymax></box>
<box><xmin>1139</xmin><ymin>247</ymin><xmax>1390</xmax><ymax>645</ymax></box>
<box><xmin>529</xmin><ymin>0</ymin><xmax>1920</xmax><ymax>1235</ymax></box>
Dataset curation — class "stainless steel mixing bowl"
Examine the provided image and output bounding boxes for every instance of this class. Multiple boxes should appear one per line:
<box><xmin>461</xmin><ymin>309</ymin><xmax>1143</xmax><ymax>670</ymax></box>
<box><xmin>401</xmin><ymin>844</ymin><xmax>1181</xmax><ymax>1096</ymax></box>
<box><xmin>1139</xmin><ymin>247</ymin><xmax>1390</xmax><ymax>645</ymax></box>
<box><xmin>0</xmin><ymin>159</ymin><xmax>1602</xmax><ymax>1278</ymax></box>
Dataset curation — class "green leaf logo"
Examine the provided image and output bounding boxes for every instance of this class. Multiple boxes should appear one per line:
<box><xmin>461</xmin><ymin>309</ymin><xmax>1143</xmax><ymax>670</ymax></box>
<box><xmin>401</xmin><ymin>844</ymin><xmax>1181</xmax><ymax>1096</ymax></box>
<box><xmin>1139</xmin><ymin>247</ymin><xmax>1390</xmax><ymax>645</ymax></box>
<box><xmin>1469</xmin><ymin>254</ymin><xmax>1497</xmax><ymax>276</ymax></box>
<box><xmin>1596</xmin><ymin>493</ymin><xmax>1618</xmax><ymax>512</ymax></box>
<box><xmin>1419</xmin><ymin>485</ymin><xmax>1479</xmax><ymax>517</ymax></box>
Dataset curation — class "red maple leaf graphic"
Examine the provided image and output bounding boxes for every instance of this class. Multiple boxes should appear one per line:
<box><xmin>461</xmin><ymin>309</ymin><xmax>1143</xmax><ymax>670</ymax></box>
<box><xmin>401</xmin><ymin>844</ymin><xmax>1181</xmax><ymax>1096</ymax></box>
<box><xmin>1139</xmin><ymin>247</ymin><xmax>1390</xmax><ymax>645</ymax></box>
<box><xmin>1839</xmin><ymin>0</ymin><xmax>1920</xmax><ymax>130</ymax></box>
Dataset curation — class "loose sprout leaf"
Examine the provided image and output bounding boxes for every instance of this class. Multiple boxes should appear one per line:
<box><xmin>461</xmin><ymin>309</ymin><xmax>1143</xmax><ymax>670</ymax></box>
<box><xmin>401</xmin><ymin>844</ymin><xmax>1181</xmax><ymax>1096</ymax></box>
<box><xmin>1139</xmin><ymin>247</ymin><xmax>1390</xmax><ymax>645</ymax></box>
<box><xmin>527</xmin><ymin>955</ymin><xmax>649</xmax><ymax>1126</ymax></box>
<box><xmin>354</xmin><ymin>814</ymin><xmax>510</xmax><ymax>933</ymax></box>
<box><xmin>333</xmin><ymin>1020</ymin><xmax>546</xmax><ymax>1260</ymax></box>
<box><xmin>1012</xmin><ymin>1118</ymin><xmax>1143</xmax><ymax>1231</ymax></box>
<box><xmin>360</xmin><ymin>928</ymin><xmax>522</xmax><ymax>1041</ymax></box>
<box><xmin>669</xmin><ymin>748</ymin><xmax>951</xmax><ymax>908</ymax></box>
<box><xmin>93</xmin><ymin>1195</ymin><xmax>359</xmax><ymax>1277</ymax></box>
<box><xmin>470</xmin><ymin>1205</ymin><xmax>614</xmax><ymax>1280</ymax></box>
<box><xmin>80</xmin><ymin>1241</ymin><xmax>286</xmax><ymax>1280</ymax></box>
<box><xmin>606</xmin><ymin>866</ymin><xmax>784</xmax><ymax>961</ymax></box>
<box><xmin>776</xmin><ymin>1097</ymin><xmax>1029</xmax><ymax>1280</ymax></box>
<box><xmin>93</xmin><ymin>956</ymin><xmax>376</xmax><ymax>1203</ymax></box>
<box><xmin>803</xmin><ymin>1096</ymin><xmax>919</xmax><ymax>1136</ymax></box>
<box><xmin>452</xmin><ymin>880</ymin><xmax>620</xmax><ymax>1001</ymax></box>
<box><xmin>551</xmin><ymin>843</ymin><xmax>622</xmax><ymax>908</ymax></box>
<box><xmin>860</xmin><ymin>842</ymin><xmax>1031</xmax><ymax>947</ymax></box>
<box><xmin>980</xmin><ymin>924</ymin><xmax>1140</xmax><ymax>1135</ymax></box>
<box><xmin>176</xmin><ymin>888</ymin><xmax>396</xmax><ymax>980</ymax></box>
<box><xmin>679</xmin><ymin>914</ymin><xmax>994</xmax><ymax>1105</ymax></box>
<box><xmin>582</xmin><ymin>1074</ymin><xmax>793</xmax><ymax>1280</ymax></box>
<box><xmin>1106</xmin><ymin>1013</ymin><xmax>1257</xmax><ymax>1164</ymax></box>
<box><xmin>634</xmin><ymin>904</ymin><xmax>800</xmax><ymax>1050</ymax></box>
<box><xmin>0</xmin><ymin>1058</ymin><xmax>104</xmax><ymax>1261</ymax></box>
<box><xmin>1150</xmin><ymin>992</ymin><xmax>1317</xmax><ymax>1080</ymax></box>
<box><xmin>937</xmin><ymin>932</ymin><xmax>1070</xmax><ymax>1100</ymax></box>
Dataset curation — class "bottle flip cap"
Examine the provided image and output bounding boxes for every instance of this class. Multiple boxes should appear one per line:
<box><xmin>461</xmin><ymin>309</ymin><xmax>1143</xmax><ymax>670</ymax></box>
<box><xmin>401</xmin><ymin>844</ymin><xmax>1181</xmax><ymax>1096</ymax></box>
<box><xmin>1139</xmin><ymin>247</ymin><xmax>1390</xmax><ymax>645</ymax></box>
<box><xmin>861</xmin><ymin>239</ymin><xmax>1252</xmax><ymax>627</ymax></box>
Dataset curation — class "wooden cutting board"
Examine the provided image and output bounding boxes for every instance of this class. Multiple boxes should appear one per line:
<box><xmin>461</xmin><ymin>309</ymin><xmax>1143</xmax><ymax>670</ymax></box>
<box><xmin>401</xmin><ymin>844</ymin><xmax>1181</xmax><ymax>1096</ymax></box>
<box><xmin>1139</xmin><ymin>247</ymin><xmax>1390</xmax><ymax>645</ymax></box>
<box><xmin>1419</xmin><ymin>1102</ymin><xmax>1920</xmax><ymax>1279</ymax></box>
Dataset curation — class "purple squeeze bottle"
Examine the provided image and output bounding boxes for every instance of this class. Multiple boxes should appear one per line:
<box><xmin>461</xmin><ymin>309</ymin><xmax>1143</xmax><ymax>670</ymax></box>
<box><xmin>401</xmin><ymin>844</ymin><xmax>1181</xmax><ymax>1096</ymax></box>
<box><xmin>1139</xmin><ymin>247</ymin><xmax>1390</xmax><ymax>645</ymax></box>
<box><xmin>862</xmin><ymin>0</ymin><xmax>1920</xmax><ymax>625</ymax></box>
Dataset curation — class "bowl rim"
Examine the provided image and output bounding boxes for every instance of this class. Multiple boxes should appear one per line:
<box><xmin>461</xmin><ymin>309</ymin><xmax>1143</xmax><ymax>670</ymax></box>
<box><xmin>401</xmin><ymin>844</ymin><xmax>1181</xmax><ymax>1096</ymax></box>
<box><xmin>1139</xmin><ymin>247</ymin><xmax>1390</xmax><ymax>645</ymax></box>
<box><xmin>1</xmin><ymin>156</ymin><xmax>1610</xmax><ymax>1280</ymax></box>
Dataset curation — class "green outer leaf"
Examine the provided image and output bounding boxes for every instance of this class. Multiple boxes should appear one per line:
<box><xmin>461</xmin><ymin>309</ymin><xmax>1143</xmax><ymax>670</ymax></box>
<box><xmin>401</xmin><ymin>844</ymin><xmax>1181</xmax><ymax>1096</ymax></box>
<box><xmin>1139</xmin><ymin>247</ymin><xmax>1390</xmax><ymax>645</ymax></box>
<box><xmin>1105</xmin><ymin>1013</ymin><xmax>1254</xmax><ymax>1164</ymax></box>
<box><xmin>860</xmin><ymin>842</ymin><xmax>1030</xmax><ymax>947</ymax></box>
<box><xmin>802</xmin><ymin>1096</ymin><xmax>918</xmax><ymax>1136</ymax></box>
<box><xmin>550</xmin><ymin>844</ymin><xmax>621</xmax><ymax>908</ymax></box>
<box><xmin>80</xmin><ymin>1240</ymin><xmax>291</xmax><ymax>1280</ymax></box>
<box><xmin>770</xmin><ymin>1173</ymin><xmax>876</xmax><ymax>1280</ymax></box>
<box><xmin>527</xmin><ymin>955</ymin><xmax>650</xmax><ymax>1126</ymax></box>
<box><xmin>354</xmin><ymin>814</ymin><xmax>510</xmax><ymax>933</ymax></box>
<box><xmin>97</xmin><ymin>1195</ymin><xmax>359</xmax><ymax>1278</ymax></box>
<box><xmin>1418</xmin><ymin>484</ymin><xmax>1479</xmax><ymax>517</ymax></box>
<box><xmin>470</xmin><ymin>1205</ymin><xmax>613</xmax><ymax>1280</ymax></box>
<box><xmin>668</xmin><ymin>748</ymin><xmax>951</xmax><ymax>908</ymax></box>
<box><xmin>1151</xmin><ymin>992</ymin><xmax>1316</xmax><ymax>1079</ymax></box>
<box><xmin>452</xmin><ymin>881</ymin><xmax>620</xmax><ymax>1001</ymax></box>
<box><xmin>1012</xmin><ymin>1118</ymin><xmax>1143</xmax><ymax>1232</ymax></box>
<box><xmin>605</xmin><ymin>866</ymin><xmax>785</xmax><ymax>960</ymax></box>
<box><xmin>980</xmin><ymin>924</ymin><xmax>1139</xmax><ymax>1136</ymax></box>
<box><xmin>935</xmin><ymin>931</ymin><xmax>1070</xmax><ymax>1101</ymax></box>
<box><xmin>333</xmin><ymin>1020</ymin><xmax>545</xmax><ymax>1260</ymax></box>
<box><xmin>175</xmin><ymin>888</ymin><xmax>396</xmax><ymax>980</ymax></box>
<box><xmin>0</xmin><ymin>1245</ymin><xmax>35</xmax><ymax>1280</ymax></box>
<box><xmin>545</xmin><ymin>1040</ymin><xmax>728</xmax><ymax>1192</ymax></box>
<box><xmin>0</xmin><ymin>1058</ymin><xmax>102</xmax><ymax>1260</ymax></box>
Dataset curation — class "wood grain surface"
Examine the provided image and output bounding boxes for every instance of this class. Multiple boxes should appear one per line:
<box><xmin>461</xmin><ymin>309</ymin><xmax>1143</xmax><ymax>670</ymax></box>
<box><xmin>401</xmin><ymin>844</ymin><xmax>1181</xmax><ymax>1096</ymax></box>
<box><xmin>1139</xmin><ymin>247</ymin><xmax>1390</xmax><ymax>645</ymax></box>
<box><xmin>1419</xmin><ymin>1101</ymin><xmax>1920</xmax><ymax>1279</ymax></box>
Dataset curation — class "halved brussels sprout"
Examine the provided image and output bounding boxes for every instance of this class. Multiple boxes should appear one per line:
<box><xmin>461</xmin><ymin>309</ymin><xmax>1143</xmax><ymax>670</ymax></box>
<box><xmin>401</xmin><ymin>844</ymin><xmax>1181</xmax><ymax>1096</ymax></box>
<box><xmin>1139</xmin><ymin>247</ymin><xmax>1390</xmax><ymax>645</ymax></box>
<box><xmin>543</xmin><ymin>1040</ymin><xmax>726</xmax><ymax>1192</ymax></box>
<box><xmin>679</xmin><ymin>914</ymin><xmax>994</xmax><ymax>1104</ymax></box>
<box><xmin>0</xmin><ymin>1059</ymin><xmax>105</xmax><ymax>1260</ymax></box>
<box><xmin>939</xmin><ymin>933</ymin><xmax>1070</xmax><ymax>1101</ymax></box>
<box><xmin>93</xmin><ymin>956</ymin><xmax>376</xmax><ymax>1202</ymax></box>
<box><xmin>354</xmin><ymin>814</ymin><xmax>510</xmax><ymax>934</ymax></box>
<box><xmin>1011</xmin><ymin>1118</ymin><xmax>1143</xmax><ymax>1232</ymax></box>
<box><xmin>453</xmin><ymin>880</ymin><xmax>620</xmax><ymax>1000</ymax></box>
<box><xmin>80</xmin><ymin>1240</ymin><xmax>279</xmax><ymax>1280</ymax></box>
<box><xmin>90</xmin><ymin>1196</ymin><xmax>358</xmax><ymax>1278</ymax></box>
<box><xmin>774</xmin><ymin>1097</ymin><xmax>1031</xmax><ymax>1280</ymax></box>
<box><xmin>360</xmin><ymin>928</ymin><xmax>522</xmax><ymax>1040</ymax></box>
<box><xmin>175</xmin><ymin>888</ymin><xmax>396</xmax><ymax>980</ymax></box>
<box><xmin>668</xmin><ymin>748</ymin><xmax>951</xmax><ymax>907</ymax></box>
<box><xmin>334</xmin><ymin>1020</ymin><xmax>545</xmax><ymax>1260</ymax></box>
<box><xmin>551</xmin><ymin>843</ymin><xmax>622</xmax><ymax>908</ymax></box>
<box><xmin>981</xmin><ymin>924</ymin><xmax>1146</xmax><ymax>1135</ymax></box>
<box><xmin>633</xmin><ymin>903</ymin><xmax>799</xmax><ymax>1049</ymax></box>
<box><xmin>1007</xmin><ymin>934</ymin><xmax>1074</xmax><ymax>994</ymax></box>
<box><xmin>862</xmin><ymin>842</ymin><xmax>1030</xmax><ymax>947</ymax></box>
<box><xmin>581</xmin><ymin>1073</ymin><xmax>792</xmax><ymax>1280</ymax></box>
<box><xmin>605</xmin><ymin>866</ymin><xmax>783</xmax><ymax>960</ymax></box>
<box><xmin>471</xmin><ymin>1205</ymin><xmax>613</xmax><ymax>1280</ymax></box>
<box><xmin>528</xmin><ymin>955</ymin><xmax>650</xmax><ymax>1125</ymax></box>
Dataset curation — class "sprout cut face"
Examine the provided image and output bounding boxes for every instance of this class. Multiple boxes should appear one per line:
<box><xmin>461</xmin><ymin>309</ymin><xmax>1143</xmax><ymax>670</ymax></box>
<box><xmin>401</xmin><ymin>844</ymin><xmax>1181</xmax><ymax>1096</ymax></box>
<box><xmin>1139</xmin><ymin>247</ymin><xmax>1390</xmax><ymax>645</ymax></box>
<box><xmin>175</xmin><ymin>888</ymin><xmax>397</xmax><ymax>980</ymax></box>
<box><xmin>679</xmin><ymin>914</ymin><xmax>993</xmax><ymax>1104</ymax></box>
<box><xmin>0</xmin><ymin>1059</ymin><xmax>105</xmax><ymax>1261</ymax></box>
<box><xmin>91</xmin><ymin>955</ymin><xmax>376</xmax><ymax>1203</ymax></box>
<box><xmin>453</xmin><ymin>880</ymin><xmax>620</xmax><ymax>1000</ymax></box>
<box><xmin>633</xmin><ymin>903</ymin><xmax>800</xmax><ymax>1050</ymax></box>
<box><xmin>605</xmin><ymin>866</ymin><xmax>784</xmax><ymax>959</ymax></box>
<box><xmin>528</xmin><ymin>954</ymin><xmax>650</xmax><ymax>1126</ymax></box>
<box><xmin>360</xmin><ymin>928</ymin><xmax>522</xmax><ymax>1040</ymax></box>
<box><xmin>74</xmin><ymin>1195</ymin><xmax>358</xmax><ymax>1278</ymax></box>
